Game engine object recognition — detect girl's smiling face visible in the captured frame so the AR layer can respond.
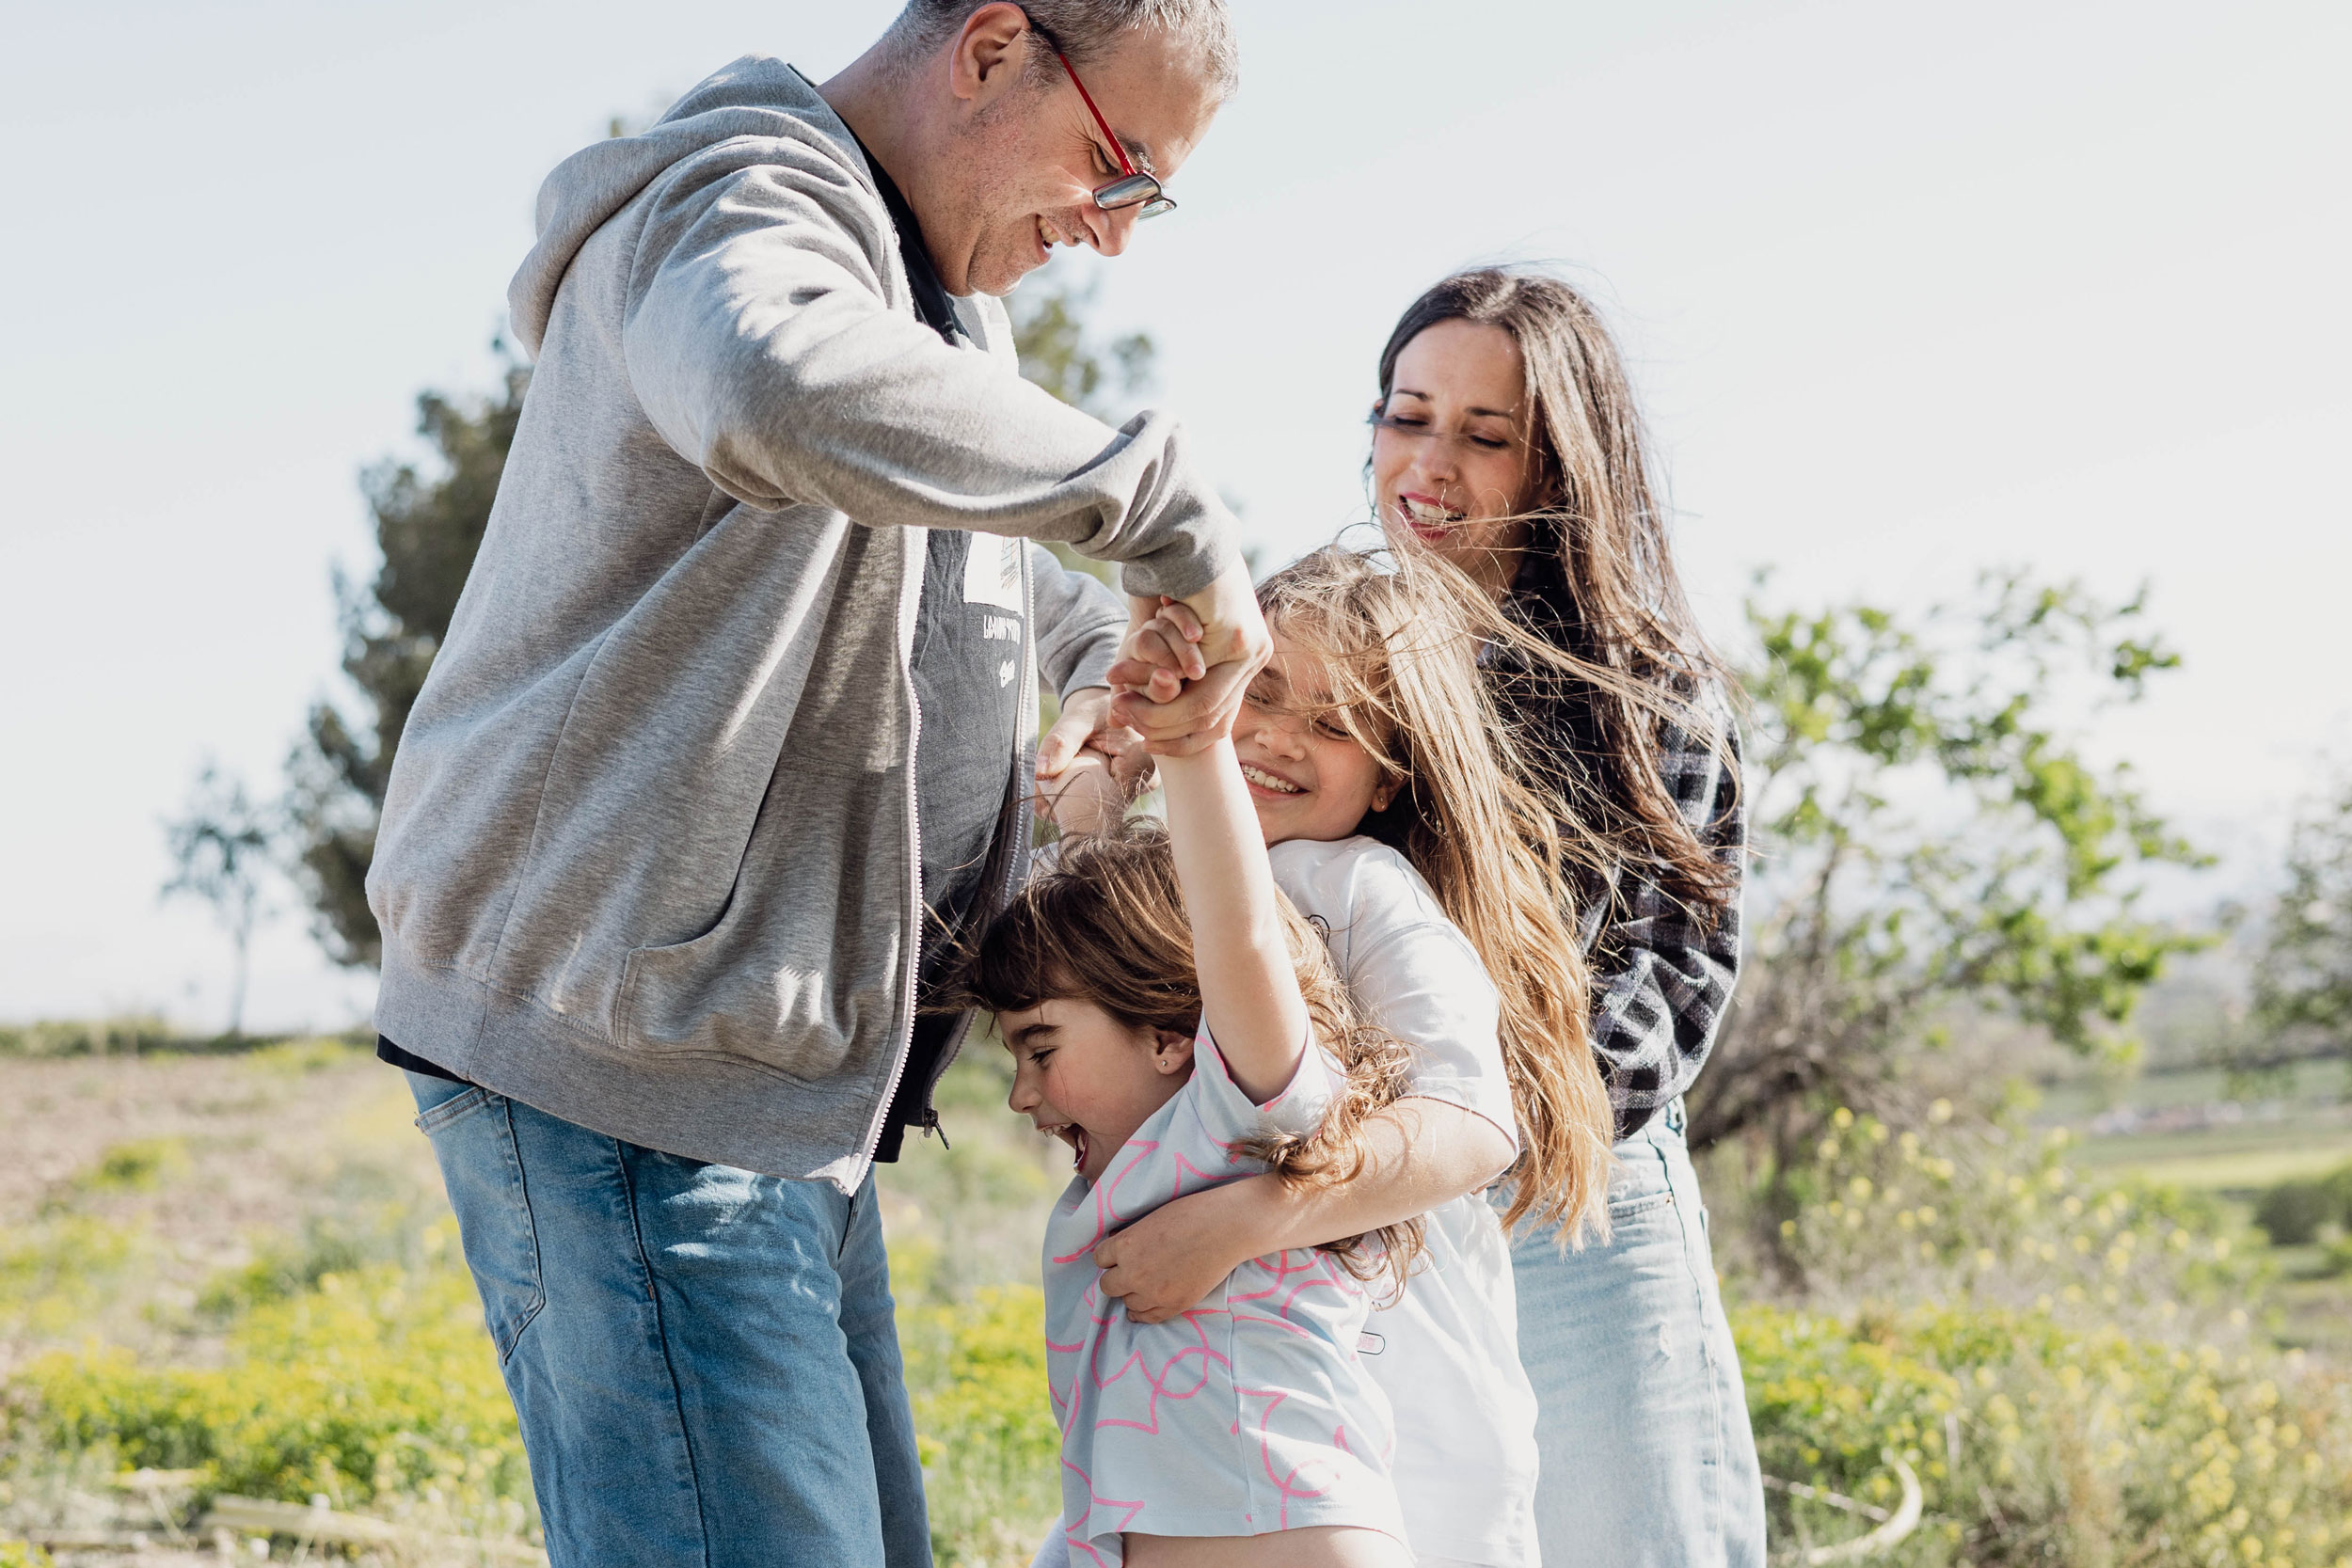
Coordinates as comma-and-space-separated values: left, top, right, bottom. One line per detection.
1000, 998, 1193, 1183
1371, 318, 1544, 599
1237, 631, 1399, 847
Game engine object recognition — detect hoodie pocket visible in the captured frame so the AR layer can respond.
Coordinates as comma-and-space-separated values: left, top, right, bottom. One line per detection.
614, 758, 908, 1083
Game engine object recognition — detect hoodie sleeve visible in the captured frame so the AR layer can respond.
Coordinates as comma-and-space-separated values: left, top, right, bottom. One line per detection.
1029, 545, 1125, 698
615, 134, 1238, 603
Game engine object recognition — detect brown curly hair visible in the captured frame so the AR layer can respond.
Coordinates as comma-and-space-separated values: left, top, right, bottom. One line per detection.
949, 820, 1426, 1291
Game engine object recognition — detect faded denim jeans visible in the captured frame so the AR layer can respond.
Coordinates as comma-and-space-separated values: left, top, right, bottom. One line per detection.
406, 1071, 930, 1568
1510, 1099, 1766, 1568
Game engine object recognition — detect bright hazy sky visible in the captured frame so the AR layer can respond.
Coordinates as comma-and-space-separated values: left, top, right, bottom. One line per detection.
2, 0, 2344, 1032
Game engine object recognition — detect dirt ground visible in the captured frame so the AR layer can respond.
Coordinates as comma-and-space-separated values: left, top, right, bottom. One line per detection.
3, 1042, 439, 1371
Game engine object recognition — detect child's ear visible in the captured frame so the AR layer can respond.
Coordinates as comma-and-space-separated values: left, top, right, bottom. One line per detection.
1372, 773, 1402, 814
1150, 1028, 1196, 1075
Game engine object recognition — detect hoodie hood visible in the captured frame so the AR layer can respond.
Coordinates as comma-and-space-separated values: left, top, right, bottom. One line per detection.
507, 55, 866, 356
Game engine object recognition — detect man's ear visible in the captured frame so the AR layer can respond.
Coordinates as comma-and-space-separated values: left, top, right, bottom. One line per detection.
949, 2, 1035, 107
1151, 1028, 1196, 1075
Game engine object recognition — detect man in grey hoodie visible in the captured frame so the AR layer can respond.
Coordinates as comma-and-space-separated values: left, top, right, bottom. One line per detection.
369, 4, 1257, 1563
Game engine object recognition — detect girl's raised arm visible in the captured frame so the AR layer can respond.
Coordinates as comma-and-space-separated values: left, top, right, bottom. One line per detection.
1155, 736, 1311, 1104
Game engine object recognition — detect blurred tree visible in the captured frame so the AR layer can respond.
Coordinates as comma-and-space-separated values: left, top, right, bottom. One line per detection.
1012, 263, 1154, 418
162, 764, 278, 1037
1695, 572, 2209, 1255
2244, 774, 2352, 1086
1009, 261, 1157, 590
286, 355, 530, 967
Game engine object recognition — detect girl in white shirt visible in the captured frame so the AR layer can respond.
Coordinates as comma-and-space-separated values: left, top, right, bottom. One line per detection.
1099, 546, 1617, 1568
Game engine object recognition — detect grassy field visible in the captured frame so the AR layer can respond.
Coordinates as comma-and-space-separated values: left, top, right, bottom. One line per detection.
0, 1035, 1072, 1567
2036, 1061, 2352, 1357
8, 1038, 2351, 1566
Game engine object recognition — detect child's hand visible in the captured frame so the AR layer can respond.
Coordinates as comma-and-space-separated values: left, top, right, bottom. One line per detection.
1037, 748, 1127, 835
1106, 563, 1270, 757
1105, 599, 1207, 705
1092, 1182, 1272, 1324
1035, 688, 1150, 833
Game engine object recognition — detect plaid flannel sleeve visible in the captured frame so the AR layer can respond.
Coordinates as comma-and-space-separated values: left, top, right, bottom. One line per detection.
1579, 695, 1746, 1141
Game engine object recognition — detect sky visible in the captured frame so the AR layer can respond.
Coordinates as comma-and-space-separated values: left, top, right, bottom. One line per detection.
1, 0, 2345, 1033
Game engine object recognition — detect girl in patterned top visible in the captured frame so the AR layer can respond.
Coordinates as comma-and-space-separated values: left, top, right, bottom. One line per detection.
958, 722, 1425, 1566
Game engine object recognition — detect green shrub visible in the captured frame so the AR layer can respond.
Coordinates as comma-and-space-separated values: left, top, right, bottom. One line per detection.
895, 1243, 1060, 1568
12, 1236, 529, 1521
1740, 1300, 2352, 1565
0, 1216, 144, 1344
239, 1037, 371, 1076
196, 1212, 415, 1320
0, 1542, 56, 1568
1751, 1103, 2261, 1338
80, 1138, 192, 1196
2257, 1165, 2352, 1248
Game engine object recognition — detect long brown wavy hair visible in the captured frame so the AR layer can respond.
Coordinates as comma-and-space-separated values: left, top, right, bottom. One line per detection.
1258, 546, 1616, 1242
1376, 266, 1740, 917
952, 821, 1427, 1291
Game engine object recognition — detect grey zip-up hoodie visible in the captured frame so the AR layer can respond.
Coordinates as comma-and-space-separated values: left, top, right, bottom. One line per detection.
368, 55, 1238, 1190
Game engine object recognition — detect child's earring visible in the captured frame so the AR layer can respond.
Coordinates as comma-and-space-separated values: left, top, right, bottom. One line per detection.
1152, 1028, 1195, 1074
1373, 777, 1400, 814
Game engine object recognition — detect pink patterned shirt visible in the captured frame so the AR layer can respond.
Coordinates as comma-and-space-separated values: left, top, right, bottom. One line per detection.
1041, 1030, 1404, 1566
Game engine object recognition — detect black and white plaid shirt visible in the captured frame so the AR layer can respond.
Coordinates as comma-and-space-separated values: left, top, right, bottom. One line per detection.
1502, 561, 1746, 1143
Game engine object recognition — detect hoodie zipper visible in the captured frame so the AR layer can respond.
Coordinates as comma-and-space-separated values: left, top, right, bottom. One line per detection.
852, 528, 933, 1186
902, 542, 1037, 1149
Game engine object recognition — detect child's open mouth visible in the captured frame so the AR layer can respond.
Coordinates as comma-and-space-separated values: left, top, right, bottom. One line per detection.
1042, 1121, 1089, 1172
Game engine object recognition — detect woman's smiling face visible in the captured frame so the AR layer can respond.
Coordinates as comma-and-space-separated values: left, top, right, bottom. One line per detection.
1236, 631, 1398, 846
1371, 318, 1544, 598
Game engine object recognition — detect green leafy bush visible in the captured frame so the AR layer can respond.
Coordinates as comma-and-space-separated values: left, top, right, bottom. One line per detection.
1740, 1301, 2352, 1565
0, 1542, 56, 1568
79, 1138, 192, 1196
11, 1231, 529, 1526
1746, 1102, 2260, 1335
895, 1245, 1060, 1568
0, 1216, 143, 1345
2257, 1164, 2352, 1248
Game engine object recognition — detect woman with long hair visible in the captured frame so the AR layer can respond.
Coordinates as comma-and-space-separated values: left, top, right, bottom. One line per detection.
1369, 265, 1762, 1566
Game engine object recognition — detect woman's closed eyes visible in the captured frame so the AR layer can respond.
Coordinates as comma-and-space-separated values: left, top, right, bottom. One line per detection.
1371, 411, 1514, 451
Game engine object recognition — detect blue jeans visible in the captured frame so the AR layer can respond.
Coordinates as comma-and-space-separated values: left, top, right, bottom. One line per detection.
1510, 1100, 1765, 1568
406, 1071, 930, 1568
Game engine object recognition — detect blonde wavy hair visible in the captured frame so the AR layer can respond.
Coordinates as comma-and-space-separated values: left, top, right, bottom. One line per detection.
951, 821, 1427, 1291
1257, 546, 1617, 1243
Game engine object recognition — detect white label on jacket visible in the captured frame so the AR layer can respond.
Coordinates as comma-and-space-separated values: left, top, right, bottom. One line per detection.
963, 535, 1023, 611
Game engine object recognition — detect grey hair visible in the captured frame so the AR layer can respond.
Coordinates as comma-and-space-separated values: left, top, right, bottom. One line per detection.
885, 0, 1240, 101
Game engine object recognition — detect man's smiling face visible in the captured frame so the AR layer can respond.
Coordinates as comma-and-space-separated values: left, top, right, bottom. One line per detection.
926, 17, 1223, 295
999, 997, 1193, 1183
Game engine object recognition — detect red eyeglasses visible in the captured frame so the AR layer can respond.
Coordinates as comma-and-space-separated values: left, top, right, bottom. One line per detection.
1039, 32, 1176, 220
